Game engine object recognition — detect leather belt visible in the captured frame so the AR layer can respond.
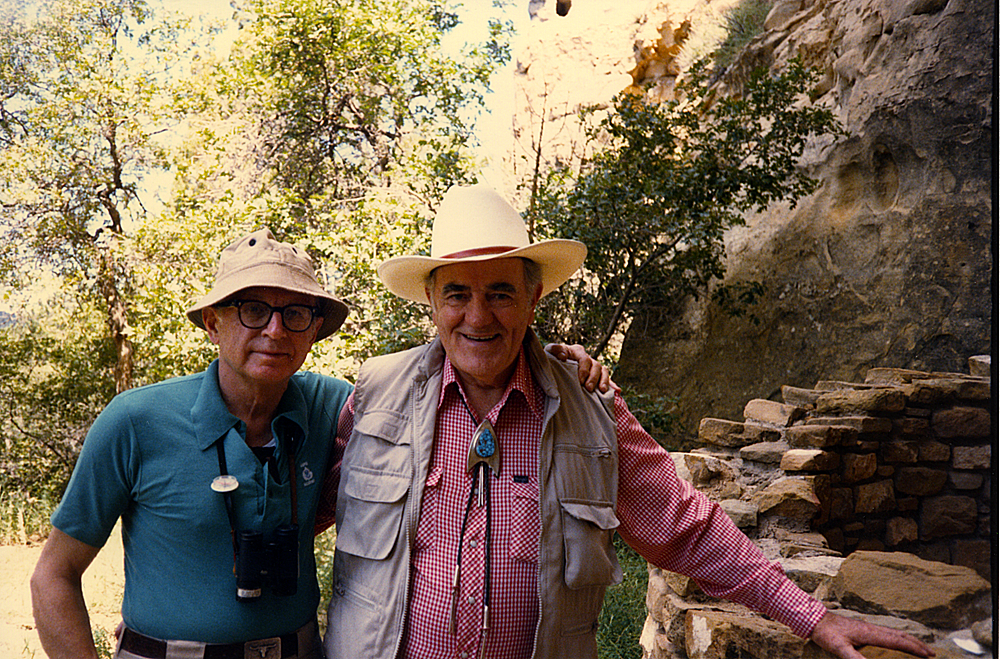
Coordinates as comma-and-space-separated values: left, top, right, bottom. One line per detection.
119, 627, 300, 659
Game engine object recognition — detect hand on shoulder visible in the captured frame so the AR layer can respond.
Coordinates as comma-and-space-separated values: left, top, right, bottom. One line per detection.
544, 343, 618, 394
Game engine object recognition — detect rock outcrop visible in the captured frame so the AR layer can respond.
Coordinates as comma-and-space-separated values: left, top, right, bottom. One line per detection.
508, 0, 994, 440
615, 0, 993, 437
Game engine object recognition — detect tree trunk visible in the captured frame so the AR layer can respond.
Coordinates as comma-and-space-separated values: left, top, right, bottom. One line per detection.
98, 238, 133, 394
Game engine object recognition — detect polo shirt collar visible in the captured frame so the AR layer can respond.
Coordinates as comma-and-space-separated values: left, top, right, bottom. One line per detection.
192, 360, 240, 450
191, 360, 309, 450
273, 377, 309, 442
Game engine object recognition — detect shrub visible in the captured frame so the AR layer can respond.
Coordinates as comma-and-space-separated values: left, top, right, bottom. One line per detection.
714, 0, 773, 71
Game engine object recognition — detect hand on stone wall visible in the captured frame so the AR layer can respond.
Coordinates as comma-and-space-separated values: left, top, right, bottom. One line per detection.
809, 611, 935, 659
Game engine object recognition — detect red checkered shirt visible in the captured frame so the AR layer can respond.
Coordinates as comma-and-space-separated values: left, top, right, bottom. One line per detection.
317, 349, 826, 658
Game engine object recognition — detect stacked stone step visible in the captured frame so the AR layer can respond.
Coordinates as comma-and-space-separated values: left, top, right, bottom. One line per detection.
641, 355, 993, 659
696, 355, 992, 579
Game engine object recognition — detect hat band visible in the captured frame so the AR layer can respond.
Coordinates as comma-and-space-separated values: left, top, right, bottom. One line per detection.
440, 246, 519, 260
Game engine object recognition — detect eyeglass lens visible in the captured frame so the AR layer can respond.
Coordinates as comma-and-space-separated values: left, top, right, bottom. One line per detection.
237, 301, 316, 332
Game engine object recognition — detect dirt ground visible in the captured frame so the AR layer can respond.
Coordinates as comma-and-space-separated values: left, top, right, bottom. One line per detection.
1, 525, 124, 658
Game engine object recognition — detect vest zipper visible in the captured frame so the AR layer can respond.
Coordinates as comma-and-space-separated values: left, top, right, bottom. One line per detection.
529, 396, 556, 659
393, 380, 421, 659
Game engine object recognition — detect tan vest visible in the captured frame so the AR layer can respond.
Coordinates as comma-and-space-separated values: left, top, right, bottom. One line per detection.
324, 332, 621, 659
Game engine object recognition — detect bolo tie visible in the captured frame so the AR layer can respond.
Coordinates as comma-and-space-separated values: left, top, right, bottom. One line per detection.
450, 413, 502, 659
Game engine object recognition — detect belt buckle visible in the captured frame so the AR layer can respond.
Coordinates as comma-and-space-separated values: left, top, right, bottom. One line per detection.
244, 636, 281, 659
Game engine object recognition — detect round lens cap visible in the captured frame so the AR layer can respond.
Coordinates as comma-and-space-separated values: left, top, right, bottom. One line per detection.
211, 475, 239, 493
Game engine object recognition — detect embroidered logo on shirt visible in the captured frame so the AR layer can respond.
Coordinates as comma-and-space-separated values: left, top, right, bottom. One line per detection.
300, 462, 315, 487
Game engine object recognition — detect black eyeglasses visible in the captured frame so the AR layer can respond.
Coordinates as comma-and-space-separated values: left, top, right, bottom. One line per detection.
217, 300, 322, 333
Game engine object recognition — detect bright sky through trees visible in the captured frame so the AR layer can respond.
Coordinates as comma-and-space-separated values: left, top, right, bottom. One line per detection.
139, 0, 516, 208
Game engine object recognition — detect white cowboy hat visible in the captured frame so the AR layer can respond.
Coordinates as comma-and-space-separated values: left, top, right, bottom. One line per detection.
186, 228, 349, 340
377, 184, 587, 303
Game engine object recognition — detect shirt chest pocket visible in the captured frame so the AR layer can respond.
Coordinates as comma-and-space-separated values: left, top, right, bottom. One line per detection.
336, 411, 412, 560
509, 479, 540, 563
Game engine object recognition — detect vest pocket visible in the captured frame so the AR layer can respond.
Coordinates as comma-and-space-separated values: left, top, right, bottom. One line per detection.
552, 444, 615, 503
327, 561, 387, 658
350, 410, 412, 472
559, 499, 623, 589
337, 467, 410, 560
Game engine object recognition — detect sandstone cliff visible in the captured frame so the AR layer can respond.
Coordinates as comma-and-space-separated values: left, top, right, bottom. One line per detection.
621, 0, 993, 436
511, 0, 993, 439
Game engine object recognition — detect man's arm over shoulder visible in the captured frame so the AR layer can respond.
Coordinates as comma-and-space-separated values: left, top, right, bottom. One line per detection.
31, 528, 102, 659
315, 391, 355, 535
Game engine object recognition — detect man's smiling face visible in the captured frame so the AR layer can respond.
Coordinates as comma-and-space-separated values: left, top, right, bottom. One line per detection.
426, 257, 542, 392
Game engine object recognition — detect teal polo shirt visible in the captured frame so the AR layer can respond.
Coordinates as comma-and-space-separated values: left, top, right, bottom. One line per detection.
52, 360, 353, 643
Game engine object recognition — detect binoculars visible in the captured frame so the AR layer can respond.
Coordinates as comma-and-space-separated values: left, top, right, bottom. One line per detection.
235, 524, 299, 601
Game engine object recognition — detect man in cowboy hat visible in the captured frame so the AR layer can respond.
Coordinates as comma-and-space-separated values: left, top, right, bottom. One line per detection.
30, 227, 605, 659
319, 184, 934, 659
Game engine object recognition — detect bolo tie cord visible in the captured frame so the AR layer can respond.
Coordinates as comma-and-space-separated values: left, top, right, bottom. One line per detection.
450, 462, 493, 658
450, 408, 498, 659
482, 465, 492, 651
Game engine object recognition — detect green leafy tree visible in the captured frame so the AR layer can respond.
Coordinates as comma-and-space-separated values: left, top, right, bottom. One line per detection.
0, 0, 510, 498
0, 291, 116, 498
151, 0, 509, 374
529, 59, 842, 359
0, 0, 209, 498
0, 0, 193, 393
227, 0, 503, 205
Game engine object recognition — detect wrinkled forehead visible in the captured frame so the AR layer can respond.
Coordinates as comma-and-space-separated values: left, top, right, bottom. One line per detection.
428, 257, 529, 290
221, 286, 318, 306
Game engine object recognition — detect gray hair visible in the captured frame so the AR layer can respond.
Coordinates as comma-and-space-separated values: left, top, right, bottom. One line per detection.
521, 258, 542, 292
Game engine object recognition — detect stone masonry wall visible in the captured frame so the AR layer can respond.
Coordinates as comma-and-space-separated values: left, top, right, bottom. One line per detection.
716, 354, 992, 579
641, 354, 994, 659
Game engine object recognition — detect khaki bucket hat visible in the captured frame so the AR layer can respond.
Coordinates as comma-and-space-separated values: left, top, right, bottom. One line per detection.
377, 183, 587, 303
186, 229, 349, 340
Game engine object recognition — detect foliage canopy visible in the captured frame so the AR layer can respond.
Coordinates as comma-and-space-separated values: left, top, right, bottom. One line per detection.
1, 0, 840, 512
529, 58, 842, 360
0, 0, 505, 495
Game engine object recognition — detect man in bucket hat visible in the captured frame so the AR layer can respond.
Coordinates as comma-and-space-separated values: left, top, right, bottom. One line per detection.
30, 229, 351, 659
30, 228, 605, 659
319, 184, 934, 659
